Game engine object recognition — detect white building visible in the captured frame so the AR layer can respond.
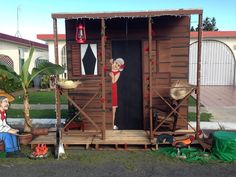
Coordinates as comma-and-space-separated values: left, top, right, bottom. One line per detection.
190, 31, 236, 85
0, 33, 48, 74
37, 31, 236, 85
37, 34, 67, 78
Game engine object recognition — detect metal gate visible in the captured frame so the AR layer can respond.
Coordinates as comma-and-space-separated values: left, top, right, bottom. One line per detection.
189, 40, 235, 85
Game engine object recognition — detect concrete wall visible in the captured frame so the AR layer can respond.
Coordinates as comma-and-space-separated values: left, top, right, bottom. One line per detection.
47, 40, 66, 65
47, 40, 67, 78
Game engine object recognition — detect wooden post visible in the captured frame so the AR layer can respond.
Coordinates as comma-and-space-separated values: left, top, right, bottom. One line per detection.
53, 18, 61, 129
101, 18, 106, 140
196, 13, 203, 133
148, 17, 153, 139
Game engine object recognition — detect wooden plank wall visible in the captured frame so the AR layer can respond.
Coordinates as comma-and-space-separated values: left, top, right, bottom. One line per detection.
66, 41, 113, 130
66, 16, 190, 131
143, 16, 190, 129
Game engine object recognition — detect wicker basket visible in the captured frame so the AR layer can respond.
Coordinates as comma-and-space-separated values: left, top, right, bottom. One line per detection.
57, 80, 81, 89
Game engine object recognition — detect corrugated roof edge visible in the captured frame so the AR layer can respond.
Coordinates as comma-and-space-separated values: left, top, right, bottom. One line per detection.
0, 33, 48, 50
51, 9, 203, 19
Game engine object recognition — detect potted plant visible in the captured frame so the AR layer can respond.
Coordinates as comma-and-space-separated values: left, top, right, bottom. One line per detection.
0, 47, 65, 135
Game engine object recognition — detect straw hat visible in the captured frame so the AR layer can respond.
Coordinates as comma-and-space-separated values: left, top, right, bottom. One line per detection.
0, 89, 15, 102
170, 80, 193, 100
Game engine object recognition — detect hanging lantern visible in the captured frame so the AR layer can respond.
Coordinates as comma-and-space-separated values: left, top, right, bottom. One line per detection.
75, 24, 86, 43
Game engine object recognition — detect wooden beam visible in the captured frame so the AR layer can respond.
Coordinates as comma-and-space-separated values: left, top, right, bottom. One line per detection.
101, 18, 106, 140
53, 18, 61, 129
196, 13, 203, 133
148, 17, 153, 139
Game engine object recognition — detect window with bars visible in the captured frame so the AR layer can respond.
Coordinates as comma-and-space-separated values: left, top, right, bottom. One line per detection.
0, 55, 14, 69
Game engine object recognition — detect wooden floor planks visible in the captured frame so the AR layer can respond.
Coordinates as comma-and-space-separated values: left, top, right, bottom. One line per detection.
199, 86, 236, 107
30, 130, 152, 149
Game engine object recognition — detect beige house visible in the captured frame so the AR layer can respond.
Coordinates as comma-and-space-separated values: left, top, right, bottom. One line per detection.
0, 33, 48, 74
37, 31, 236, 85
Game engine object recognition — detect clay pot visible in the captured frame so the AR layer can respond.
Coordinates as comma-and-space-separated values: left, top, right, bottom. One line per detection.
18, 133, 33, 145
31, 128, 49, 136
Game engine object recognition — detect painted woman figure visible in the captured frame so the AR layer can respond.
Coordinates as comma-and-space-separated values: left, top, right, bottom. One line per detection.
0, 90, 24, 158
109, 58, 125, 130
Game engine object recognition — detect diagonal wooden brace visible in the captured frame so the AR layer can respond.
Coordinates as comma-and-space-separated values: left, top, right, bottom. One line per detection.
153, 88, 196, 134
63, 91, 99, 130
61, 91, 101, 131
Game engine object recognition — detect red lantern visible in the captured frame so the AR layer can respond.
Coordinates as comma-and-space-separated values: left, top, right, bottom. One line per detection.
75, 24, 86, 43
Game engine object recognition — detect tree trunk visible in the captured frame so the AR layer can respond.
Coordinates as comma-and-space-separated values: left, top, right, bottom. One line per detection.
23, 93, 32, 132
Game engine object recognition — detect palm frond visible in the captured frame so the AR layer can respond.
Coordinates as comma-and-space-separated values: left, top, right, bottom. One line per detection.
0, 61, 20, 82
30, 62, 64, 84
20, 47, 34, 87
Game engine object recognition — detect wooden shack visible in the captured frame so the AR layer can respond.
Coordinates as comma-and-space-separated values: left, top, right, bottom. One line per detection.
50, 9, 203, 147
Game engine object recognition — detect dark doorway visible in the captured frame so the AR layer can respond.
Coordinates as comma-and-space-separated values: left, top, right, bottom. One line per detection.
112, 40, 143, 130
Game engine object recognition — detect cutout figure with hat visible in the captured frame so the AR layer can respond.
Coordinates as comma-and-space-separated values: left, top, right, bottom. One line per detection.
0, 90, 25, 158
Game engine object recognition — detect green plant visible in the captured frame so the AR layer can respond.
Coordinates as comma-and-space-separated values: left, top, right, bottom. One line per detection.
0, 77, 22, 92
40, 75, 50, 89
0, 47, 64, 132
66, 105, 81, 123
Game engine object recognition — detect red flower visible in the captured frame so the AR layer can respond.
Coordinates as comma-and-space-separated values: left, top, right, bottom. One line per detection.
100, 97, 105, 103
103, 65, 108, 72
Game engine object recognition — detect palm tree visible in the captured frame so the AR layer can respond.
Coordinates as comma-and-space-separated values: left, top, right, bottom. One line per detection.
0, 47, 64, 132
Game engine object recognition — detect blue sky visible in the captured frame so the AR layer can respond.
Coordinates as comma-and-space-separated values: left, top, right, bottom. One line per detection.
0, 0, 236, 43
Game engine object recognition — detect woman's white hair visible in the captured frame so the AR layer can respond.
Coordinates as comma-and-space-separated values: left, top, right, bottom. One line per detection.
115, 58, 125, 71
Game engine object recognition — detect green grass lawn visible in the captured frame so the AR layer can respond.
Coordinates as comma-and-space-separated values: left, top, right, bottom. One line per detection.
12, 91, 68, 104
188, 96, 196, 106
188, 112, 213, 122
7, 109, 68, 118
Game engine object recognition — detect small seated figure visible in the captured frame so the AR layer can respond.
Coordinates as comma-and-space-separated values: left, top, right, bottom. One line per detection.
0, 90, 25, 158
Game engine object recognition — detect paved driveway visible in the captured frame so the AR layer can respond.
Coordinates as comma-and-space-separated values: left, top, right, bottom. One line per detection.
199, 86, 236, 123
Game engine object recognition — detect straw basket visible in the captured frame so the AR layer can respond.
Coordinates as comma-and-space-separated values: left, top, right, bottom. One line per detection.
57, 80, 81, 89
170, 80, 193, 100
